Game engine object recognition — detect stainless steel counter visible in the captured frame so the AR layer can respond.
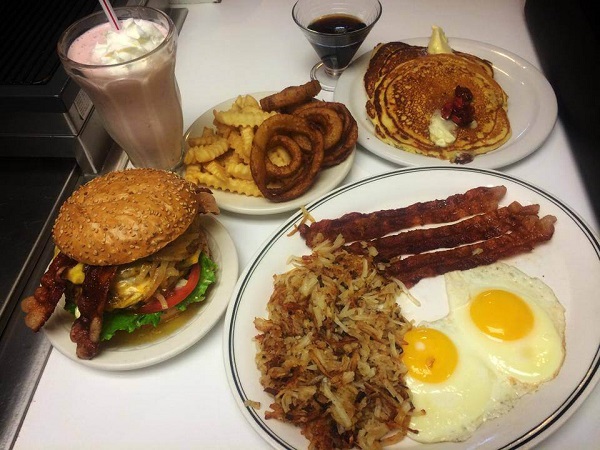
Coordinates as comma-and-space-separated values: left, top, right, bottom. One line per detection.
0, 147, 130, 448
0, 157, 81, 449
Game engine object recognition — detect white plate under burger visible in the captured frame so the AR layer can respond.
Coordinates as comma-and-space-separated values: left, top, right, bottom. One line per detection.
44, 215, 238, 371
184, 92, 355, 216
334, 38, 557, 169
224, 166, 600, 449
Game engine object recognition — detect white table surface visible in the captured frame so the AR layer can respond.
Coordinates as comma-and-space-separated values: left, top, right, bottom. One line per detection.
15, 0, 599, 449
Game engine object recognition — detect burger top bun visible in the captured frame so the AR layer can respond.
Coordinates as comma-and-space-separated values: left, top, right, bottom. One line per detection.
52, 168, 218, 266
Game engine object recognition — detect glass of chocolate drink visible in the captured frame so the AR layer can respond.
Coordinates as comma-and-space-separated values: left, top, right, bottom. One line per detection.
293, 0, 382, 92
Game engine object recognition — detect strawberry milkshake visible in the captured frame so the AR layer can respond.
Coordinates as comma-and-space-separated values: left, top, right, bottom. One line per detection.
58, 7, 183, 171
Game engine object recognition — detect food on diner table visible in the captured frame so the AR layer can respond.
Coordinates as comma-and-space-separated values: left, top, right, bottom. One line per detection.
254, 239, 414, 449
254, 236, 565, 446
259, 80, 321, 112
346, 201, 541, 261
184, 83, 358, 202
298, 185, 557, 286
299, 185, 507, 246
184, 95, 270, 197
384, 212, 555, 287
293, 101, 358, 167
21, 169, 219, 359
250, 114, 324, 202
364, 26, 511, 164
403, 262, 565, 443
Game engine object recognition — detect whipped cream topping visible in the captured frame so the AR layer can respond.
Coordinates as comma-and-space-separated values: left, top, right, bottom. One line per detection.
93, 18, 166, 64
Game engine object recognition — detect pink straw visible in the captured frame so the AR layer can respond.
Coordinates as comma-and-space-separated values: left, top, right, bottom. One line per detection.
98, 0, 120, 31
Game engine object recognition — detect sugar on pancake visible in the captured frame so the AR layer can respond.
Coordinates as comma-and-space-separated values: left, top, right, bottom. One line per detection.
364, 26, 511, 164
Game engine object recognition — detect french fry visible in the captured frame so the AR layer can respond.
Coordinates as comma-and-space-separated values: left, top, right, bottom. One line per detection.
187, 127, 219, 147
214, 108, 276, 128
240, 126, 254, 157
184, 138, 229, 164
225, 157, 254, 181
185, 166, 262, 197
268, 146, 292, 166
184, 94, 266, 197
232, 94, 260, 111
204, 160, 229, 182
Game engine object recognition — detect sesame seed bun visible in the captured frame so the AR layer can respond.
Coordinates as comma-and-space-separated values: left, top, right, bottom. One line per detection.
52, 168, 217, 266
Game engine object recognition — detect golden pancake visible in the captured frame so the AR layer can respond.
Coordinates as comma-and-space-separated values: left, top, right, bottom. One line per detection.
364, 42, 494, 99
364, 43, 511, 163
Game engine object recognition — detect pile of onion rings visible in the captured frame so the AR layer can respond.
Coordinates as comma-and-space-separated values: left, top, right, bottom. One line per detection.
253, 81, 358, 201
251, 114, 324, 202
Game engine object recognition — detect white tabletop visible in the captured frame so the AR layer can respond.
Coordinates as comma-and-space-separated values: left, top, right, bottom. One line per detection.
15, 0, 599, 449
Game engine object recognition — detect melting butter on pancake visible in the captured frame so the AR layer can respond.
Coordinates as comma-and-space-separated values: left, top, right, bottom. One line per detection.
364, 29, 511, 163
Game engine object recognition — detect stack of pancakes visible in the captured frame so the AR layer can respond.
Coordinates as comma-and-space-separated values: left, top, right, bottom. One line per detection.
364, 42, 511, 163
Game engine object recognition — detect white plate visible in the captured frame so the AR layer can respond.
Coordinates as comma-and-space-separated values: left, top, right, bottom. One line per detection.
224, 167, 600, 449
334, 38, 558, 169
184, 93, 355, 216
44, 215, 238, 371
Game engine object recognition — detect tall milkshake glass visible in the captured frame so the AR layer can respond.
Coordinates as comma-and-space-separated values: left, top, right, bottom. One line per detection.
57, 7, 184, 171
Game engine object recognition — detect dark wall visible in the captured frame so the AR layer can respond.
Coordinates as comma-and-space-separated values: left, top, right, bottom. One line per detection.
525, 0, 600, 223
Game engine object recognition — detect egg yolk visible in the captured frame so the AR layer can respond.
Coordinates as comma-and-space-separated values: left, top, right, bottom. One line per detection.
402, 327, 458, 383
470, 289, 534, 341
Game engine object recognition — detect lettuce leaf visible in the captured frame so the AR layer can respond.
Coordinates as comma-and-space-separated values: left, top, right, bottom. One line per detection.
176, 252, 217, 311
63, 253, 218, 342
100, 311, 162, 341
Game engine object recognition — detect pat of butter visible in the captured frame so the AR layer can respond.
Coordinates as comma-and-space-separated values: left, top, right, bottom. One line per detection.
429, 110, 457, 147
427, 25, 453, 55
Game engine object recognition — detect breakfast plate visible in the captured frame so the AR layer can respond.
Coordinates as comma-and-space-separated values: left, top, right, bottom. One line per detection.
44, 215, 238, 371
224, 167, 600, 449
184, 93, 355, 216
334, 38, 558, 169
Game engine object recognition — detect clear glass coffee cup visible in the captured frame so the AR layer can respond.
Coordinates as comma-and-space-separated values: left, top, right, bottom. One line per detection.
57, 7, 184, 171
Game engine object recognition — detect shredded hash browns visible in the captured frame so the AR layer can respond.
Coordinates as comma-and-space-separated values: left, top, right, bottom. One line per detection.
254, 237, 414, 449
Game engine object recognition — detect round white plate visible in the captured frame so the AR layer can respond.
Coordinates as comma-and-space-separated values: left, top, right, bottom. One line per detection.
44, 215, 238, 371
184, 93, 355, 216
334, 38, 558, 169
224, 167, 600, 449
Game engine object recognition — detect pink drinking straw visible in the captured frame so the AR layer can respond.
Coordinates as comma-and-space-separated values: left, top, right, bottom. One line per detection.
98, 0, 120, 31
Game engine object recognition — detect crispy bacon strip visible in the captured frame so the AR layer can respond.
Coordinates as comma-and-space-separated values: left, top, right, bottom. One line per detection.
299, 186, 507, 247
385, 214, 557, 287
346, 202, 540, 261
21, 252, 77, 332
70, 265, 117, 360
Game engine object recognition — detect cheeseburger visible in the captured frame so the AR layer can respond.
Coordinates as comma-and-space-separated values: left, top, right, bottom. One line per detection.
21, 169, 220, 359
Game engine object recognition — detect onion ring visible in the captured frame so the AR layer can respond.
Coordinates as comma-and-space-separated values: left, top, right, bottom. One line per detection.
251, 114, 324, 202
294, 106, 344, 151
293, 101, 358, 167
259, 80, 322, 112
265, 135, 303, 178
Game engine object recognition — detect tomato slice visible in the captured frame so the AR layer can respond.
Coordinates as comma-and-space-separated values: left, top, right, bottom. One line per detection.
136, 263, 201, 314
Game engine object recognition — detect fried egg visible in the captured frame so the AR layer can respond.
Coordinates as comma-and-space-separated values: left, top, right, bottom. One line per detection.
401, 262, 566, 443
402, 323, 521, 443
445, 262, 566, 385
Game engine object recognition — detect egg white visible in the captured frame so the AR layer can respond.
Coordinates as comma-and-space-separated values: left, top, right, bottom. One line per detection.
406, 321, 522, 443
404, 262, 566, 444
445, 262, 566, 385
